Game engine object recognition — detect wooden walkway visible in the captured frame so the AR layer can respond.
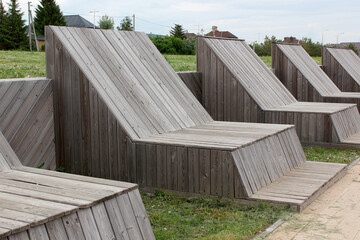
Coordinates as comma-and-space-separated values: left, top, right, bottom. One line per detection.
322, 47, 360, 92
0, 129, 154, 239
272, 43, 360, 112
195, 37, 360, 145
45, 26, 347, 210
0, 78, 55, 170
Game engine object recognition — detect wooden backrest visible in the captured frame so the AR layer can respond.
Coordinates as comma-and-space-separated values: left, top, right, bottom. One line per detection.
324, 47, 360, 85
0, 130, 23, 171
274, 43, 341, 96
199, 37, 297, 110
0, 78, 55, 169
47, 26, 212, 140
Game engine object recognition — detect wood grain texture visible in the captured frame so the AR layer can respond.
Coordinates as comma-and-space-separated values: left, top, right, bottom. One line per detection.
197, 37, 360, 144
44, 26, 348, 214
0, 78, 55, 169
322, 47, 360, 92
272, 43, 360, 112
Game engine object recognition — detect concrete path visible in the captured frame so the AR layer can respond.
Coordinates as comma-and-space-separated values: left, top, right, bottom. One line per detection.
267, 161, 360, 240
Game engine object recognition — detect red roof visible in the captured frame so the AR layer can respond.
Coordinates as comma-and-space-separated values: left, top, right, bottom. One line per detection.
207, 30, 237, 39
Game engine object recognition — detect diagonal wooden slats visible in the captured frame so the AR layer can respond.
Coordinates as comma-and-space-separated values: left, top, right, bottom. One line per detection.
322, 47, 360, 92
0, 78, 55, 170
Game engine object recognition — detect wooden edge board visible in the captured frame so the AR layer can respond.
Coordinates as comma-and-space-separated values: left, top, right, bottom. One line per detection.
18, 167, 138, 190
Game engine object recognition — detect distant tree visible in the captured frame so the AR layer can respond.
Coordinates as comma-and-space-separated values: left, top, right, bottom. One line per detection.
253, 35, 281, 56
345, 43, 359, 55
170, 24, 186, 39
301, 37, 322, 56
34, 0, 66, 36
117, 16, 133, 31
2, 0, 27, 50
0, 1, 8, 49
98, 15, 114, 29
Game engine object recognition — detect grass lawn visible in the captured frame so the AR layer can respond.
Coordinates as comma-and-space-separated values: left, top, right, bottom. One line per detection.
1, 50, 360, 239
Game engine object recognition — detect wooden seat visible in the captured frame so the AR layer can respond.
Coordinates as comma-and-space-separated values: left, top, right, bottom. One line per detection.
43, 26, 347, 211
322, 47, 360, 92
195, 37, 360, 145
0, 130, 154, 239
272, 43, 360, 112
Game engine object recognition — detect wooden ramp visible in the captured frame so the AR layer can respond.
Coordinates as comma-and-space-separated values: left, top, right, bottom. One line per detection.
45, 26, 347, 211
0, 78, 55, 170
322, 47, 360, 92
196, 36, 360, 145
0, 129, 154, 239
272, 43, 360, 111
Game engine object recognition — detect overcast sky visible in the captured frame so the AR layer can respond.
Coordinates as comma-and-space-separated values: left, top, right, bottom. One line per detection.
4, 0, 360, 44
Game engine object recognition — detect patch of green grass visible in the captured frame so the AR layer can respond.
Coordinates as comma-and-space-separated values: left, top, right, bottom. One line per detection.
260, 56, 272, 68
312, 56, 322, 65
303, 147, 360, 164
0, 50, 46, 79
142, 190, 291, 240
163, 54, 197, 72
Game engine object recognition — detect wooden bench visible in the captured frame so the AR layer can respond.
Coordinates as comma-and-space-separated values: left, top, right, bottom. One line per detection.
194, 37, 360, 145
0, 129, 154, 239
44, 26, 347, 211
272, 43, 360, 113
322, 47, 360, 92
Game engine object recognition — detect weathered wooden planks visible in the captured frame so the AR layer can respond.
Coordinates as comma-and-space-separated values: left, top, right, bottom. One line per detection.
272, 43, 360, 112
322, 47, 360, 92
0, 128, 154, 239
197, 37, 360, 144
177, 71, 202, 102
45, 26, 348, 212
0, 78, 55, 169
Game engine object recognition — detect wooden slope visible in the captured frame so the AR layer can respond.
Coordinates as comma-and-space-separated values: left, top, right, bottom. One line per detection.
323, 47, 360, 92
0, 78, 55, 169
274, 43, 341, 96
272, 43, 360, 113
47, 26, 211, 141
0, 127, 154, 239
198, 37, 297, 110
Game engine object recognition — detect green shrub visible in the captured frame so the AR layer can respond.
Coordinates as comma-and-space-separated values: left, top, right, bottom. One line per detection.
151, 36, 196, 55
40, 44, 45, 51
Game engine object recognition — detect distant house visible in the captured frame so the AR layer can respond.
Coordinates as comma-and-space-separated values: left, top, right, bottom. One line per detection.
207, 26, 237, 39
185, 33, 197, 39
30, 15, 97, 51
283, 36, 303, 44
64, 15, 98, 29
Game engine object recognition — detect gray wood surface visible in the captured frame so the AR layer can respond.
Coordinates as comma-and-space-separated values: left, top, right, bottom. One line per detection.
197, 37, 360, 144
0, 78, 55, 169
322, 47, 360, 92
272, 43, 360, 112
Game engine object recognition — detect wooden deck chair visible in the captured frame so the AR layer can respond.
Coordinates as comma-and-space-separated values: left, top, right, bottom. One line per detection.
194, 37, 360, 146
0, 129, 154, 239
322, 47, 360, 92
272, 43, 360, 112
44, 26, 347, 211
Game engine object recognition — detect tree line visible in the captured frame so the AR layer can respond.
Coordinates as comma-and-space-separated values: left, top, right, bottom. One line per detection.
0, 1, 357, 56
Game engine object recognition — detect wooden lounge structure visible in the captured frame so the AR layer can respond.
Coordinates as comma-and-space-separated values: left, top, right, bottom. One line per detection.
0, 129, 154, 239
0, 78, 55, 170
322, 47, 360, 92
44, 26, 348, 211
272, 43, 360, 112
194, 37, 360, 145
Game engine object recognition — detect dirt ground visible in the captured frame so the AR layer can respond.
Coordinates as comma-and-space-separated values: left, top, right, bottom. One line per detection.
267, 161, 360, 240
